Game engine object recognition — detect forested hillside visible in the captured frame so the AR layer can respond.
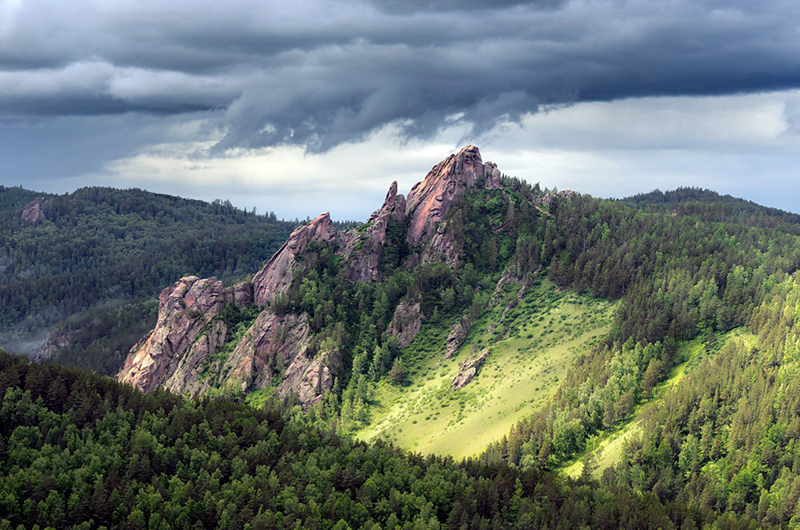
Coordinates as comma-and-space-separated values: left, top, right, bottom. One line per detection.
0, 186, 296, 373
0, 350, 757, 530
478, 189, 800, 527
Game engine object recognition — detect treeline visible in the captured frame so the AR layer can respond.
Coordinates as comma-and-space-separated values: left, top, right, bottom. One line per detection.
0, 351, 759, 530
622, 187, 800, 231
0, 186, 296, 371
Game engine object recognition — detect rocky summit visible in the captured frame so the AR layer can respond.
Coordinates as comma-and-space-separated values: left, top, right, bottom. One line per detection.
117, 146, 506, 406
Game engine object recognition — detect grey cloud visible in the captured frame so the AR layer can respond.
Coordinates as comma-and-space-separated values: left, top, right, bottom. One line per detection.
783, 98, 800, 136
366, 0, 566, 14
1, 0, 800, 154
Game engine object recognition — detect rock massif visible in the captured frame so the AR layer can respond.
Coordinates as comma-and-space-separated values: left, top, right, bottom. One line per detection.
118, 276, 250, 394
117, 146, 506, 405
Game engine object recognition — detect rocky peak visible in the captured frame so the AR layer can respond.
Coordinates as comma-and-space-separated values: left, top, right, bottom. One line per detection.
252, 212, 336, 306
20, 197, 46, 224
339, 181, 407, 283
367, 181, 406, 225
405, 146, 501, 247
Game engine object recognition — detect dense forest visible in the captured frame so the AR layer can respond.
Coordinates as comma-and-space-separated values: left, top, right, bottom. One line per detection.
0, 350, 759, 530
0, 186, 297, 372
464, 186, 800, 527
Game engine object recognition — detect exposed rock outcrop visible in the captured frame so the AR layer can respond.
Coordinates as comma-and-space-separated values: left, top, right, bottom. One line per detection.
20, 198, 46, 224
222, 311, 312, 392
118, 276, 232, 393
252, 212, 336, 306
163, 318, 229, 395
386, 299, 422, 348
445, 316, 471, 360
118, 145, 510, 407
404, 146, 501, 266
280, 347, 341, 407
534, 189, 576, 208
405, 146, 500, 247
339, 181, 407, 282
452, 349, 490, 390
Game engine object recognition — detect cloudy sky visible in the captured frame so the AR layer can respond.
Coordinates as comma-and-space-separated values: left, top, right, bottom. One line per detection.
1, 0, 799, 220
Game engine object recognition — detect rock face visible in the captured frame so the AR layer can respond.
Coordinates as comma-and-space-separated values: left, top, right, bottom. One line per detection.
118, 276, 239, 393
279, 347, 340, 407
222, 311, 312, 391
445, 316, 471, 360
452, 349, 490, 390
404, 146, 501, 266
386, 299, 422, 348
534, 189, 575, 208
339, 181, 407, 283
405, 145, 500, 247
20, 198, 46, 224
252, 212, 336, 306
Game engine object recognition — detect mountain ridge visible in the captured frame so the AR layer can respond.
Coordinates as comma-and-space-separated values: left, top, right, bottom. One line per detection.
117, 145, 507, 406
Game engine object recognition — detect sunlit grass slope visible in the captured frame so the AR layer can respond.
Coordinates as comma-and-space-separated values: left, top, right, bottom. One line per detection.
356, 278, 617, 459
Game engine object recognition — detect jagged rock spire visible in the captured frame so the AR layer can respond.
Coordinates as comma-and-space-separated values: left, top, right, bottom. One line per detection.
405, 146, 501, 246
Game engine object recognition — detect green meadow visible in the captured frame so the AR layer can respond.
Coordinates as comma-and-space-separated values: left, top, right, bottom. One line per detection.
356, 279, 617, 459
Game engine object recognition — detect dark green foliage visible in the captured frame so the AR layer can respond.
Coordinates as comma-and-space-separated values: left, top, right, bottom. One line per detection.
623, 187, 800, 230
0, 185, 44, 218
599, 273, 800, 528
0, 351, 757, 530
377, 217, 409, 273
0, 186, 295, 371
49, 299, 158, 376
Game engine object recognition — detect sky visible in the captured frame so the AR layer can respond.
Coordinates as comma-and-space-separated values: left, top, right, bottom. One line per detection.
1, 0, 799, 221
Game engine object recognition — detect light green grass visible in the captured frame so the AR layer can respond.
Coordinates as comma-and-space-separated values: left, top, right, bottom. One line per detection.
562, 326, 756, 479
356, 279, 616, 459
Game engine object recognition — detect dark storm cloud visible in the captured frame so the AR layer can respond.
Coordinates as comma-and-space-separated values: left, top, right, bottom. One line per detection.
1, 0, 799, 154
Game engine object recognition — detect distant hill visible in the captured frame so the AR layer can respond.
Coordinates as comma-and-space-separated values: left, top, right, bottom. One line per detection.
622, 186, 800, 229
0, 186, 297, 374
0, 185, 46, 218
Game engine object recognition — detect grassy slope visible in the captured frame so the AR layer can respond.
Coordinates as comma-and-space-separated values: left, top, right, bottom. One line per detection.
357, 278, 617, 459
562, 327, 757, 479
